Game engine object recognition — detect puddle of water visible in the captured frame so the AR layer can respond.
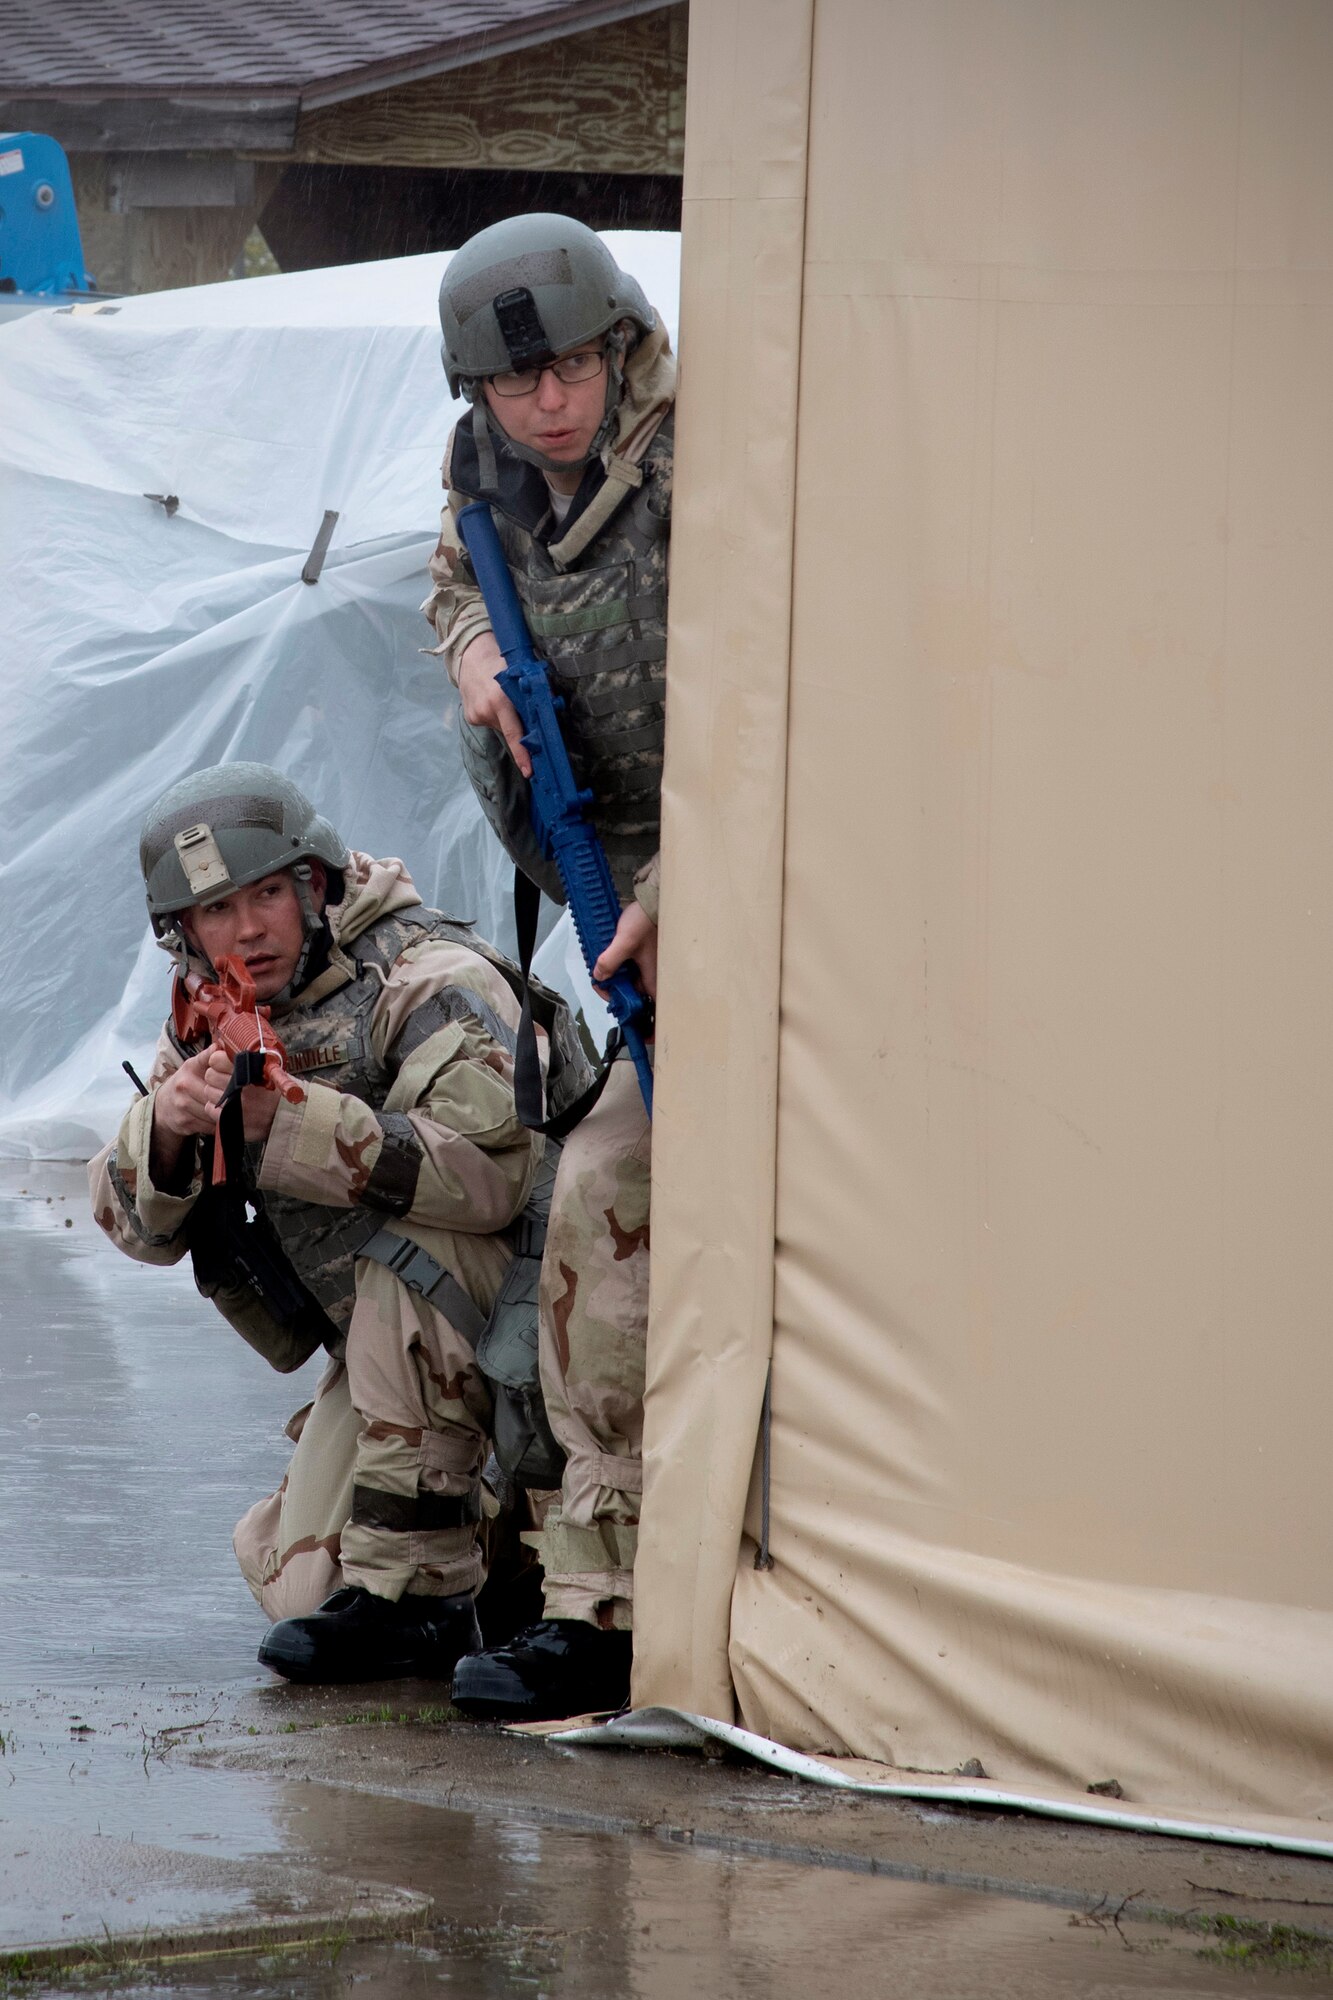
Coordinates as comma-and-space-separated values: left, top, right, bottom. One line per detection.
9, 1745, 1325, 1999
0, 1714, 291, 1861
239, 1784, 1333, 1999
13, 1804, 1327, 2000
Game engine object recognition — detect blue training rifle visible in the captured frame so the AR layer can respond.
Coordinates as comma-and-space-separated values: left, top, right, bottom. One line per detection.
457, 501, 655, 1117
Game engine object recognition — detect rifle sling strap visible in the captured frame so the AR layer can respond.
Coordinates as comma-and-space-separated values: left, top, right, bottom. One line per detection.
216, 1048, 265, 1187
512, 867, 622, 1138
356, 1226, 488, 1347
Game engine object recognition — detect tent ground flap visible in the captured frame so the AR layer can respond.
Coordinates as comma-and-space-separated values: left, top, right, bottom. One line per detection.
554, 1709, 1333, 1861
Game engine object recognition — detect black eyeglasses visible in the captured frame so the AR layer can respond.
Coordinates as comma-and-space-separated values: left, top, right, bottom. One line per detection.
488, 348, 607, 398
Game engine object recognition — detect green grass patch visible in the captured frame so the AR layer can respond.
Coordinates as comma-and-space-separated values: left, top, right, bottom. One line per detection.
333, 1703, 456, 1728
1194, 1914, 1333, 1976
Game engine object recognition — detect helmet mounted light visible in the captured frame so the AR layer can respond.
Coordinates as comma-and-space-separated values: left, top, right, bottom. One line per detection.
492, 287, 553, 371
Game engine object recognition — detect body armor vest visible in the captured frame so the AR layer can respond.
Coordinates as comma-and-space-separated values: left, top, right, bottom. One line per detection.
172, 903, 587, 1338
253, 907, 434, 1330
453, 415, 671, 899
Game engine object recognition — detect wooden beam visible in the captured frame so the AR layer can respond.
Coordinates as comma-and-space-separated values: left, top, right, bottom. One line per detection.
289, 7, 686, 177
0, 96, 298, 153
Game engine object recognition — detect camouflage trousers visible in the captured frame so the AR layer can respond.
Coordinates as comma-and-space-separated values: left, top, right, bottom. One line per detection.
234, 1359, 357, 1620
531, 1059, 652, 1631
233, 1258, 492, 1616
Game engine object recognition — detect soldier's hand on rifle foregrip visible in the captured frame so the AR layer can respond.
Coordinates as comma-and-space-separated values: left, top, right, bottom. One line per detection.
593, 902, 659, 1003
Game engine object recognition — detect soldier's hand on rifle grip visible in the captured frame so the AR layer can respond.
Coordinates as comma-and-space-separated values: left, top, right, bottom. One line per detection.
593, 901, 659, 1003
147, 1048, 215, 1187
153, 1049, 217, 1142
458, 630, 533, 778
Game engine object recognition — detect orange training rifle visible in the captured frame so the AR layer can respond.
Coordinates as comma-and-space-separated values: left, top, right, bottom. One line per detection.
170, 954, 302, 1184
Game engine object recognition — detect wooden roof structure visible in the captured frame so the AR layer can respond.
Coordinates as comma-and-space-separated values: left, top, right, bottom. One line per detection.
1, 0, 685, 289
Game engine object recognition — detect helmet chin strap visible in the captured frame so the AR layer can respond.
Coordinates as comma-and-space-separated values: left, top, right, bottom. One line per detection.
465, 326, 634, 486
154, 923, 191, 974
277, 861, 328, 1002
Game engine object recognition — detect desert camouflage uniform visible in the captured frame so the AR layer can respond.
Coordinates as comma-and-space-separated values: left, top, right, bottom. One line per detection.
234, 1358, 359, 1620
421, 320, 673, 1631
89, 853, 538, 1613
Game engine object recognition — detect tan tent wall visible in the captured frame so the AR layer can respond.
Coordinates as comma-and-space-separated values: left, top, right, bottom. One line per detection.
639, 0, 1333, 1829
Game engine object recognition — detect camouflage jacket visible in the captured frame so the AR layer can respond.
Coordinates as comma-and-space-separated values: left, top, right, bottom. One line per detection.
88, 854, 540, 1368
423, 317, 674, 916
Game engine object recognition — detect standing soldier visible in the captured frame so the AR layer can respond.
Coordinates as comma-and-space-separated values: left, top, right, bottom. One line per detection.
89, 762, 584, 1684
424, 215, 671, 1720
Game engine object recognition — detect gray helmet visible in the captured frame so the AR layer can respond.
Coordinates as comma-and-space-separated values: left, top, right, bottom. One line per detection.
439, 212, 653, 397
140, 762, 349, 932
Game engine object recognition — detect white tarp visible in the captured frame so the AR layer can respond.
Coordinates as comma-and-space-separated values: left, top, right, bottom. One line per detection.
0, 236, 680, 1159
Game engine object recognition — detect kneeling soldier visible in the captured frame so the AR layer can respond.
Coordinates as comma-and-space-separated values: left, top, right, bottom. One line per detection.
90, 762, 585, 1684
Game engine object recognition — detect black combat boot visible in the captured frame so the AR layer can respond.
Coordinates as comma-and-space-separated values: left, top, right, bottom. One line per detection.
258, 1585, 481, 1685
450, 1618, 632, 1722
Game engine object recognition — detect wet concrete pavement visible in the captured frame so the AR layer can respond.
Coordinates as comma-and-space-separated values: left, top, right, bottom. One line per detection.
1, 1161, 425, 1972
3, 1161, 1333, 1995
1, 1163, 324, 1696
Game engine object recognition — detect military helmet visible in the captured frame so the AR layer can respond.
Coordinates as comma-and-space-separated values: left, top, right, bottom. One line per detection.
140, 762, 349, 930
439, 212, 653, 397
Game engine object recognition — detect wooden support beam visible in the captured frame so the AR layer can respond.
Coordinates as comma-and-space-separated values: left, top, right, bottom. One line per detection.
70, 156, 281, 293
